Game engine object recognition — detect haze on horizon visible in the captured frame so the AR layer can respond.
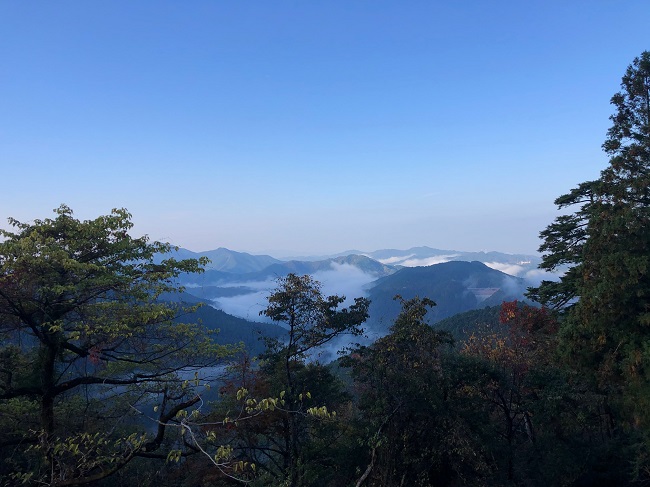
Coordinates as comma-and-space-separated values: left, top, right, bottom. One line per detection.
1, 1, 649, 256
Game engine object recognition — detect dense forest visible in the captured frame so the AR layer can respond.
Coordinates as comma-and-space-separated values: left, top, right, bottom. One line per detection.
1, 51, 649, 486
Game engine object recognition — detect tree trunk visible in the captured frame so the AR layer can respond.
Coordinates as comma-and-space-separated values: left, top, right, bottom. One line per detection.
40, 341, 58, 482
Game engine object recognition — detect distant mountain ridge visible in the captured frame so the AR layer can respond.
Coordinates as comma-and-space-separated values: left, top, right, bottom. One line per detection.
180, 253, 396, 287
165, 246, 541, 343
362, 246, 540, 273
169, 245, 540, 278
162, 247, 282, 274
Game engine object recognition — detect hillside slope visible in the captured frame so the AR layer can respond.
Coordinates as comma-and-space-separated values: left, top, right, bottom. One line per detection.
366, 261, 528, 334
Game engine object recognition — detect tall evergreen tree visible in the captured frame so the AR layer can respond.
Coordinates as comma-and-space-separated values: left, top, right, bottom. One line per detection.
253, 274, 368, 487
530, 52, 650, 474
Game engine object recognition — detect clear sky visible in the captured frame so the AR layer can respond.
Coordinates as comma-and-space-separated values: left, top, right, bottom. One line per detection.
1, 1, 648, 256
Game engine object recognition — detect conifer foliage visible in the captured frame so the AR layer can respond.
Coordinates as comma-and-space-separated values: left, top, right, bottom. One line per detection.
530, 52, 650, 445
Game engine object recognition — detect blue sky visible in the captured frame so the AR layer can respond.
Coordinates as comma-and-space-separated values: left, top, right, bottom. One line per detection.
1, 1, 648, 256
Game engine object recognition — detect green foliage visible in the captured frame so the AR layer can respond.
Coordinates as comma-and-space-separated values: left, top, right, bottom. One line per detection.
529, 51, 650, 482
173, 275, 369, 487
0, 205, 231, 485
261, 273, 369, 360
343, 296, 494, 486
434, 304, 504, 342
172, 299, 287, 355
342, 298, 607, 486
258, 274, 369, 486
195, 274, 369, 486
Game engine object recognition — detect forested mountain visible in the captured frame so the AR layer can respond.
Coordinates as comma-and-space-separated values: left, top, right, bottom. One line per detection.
366, 261, 529, 334
174, 302, 286, 355
159, 291, 287, 355
434, 304, 504, 340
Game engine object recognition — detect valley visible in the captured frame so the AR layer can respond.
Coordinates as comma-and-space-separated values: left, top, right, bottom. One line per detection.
170, 246, 549, 353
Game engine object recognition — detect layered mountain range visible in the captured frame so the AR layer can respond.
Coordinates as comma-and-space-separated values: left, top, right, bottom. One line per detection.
166, 246, 545, 348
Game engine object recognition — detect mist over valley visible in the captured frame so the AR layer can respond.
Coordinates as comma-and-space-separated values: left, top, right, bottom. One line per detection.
169, 245, 557, 355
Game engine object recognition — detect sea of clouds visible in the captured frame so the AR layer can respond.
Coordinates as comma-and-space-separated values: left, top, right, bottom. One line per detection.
210, 263, 378, 324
